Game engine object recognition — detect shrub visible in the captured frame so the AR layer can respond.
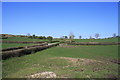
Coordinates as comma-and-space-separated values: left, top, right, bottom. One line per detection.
47, 36, 53, 42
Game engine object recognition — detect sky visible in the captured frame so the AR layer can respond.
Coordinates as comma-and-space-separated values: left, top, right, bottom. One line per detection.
2, 2, 118, 38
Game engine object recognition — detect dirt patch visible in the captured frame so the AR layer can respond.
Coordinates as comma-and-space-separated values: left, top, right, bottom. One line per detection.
58, 57, 102, 65
59, 44, 79, 48
26, 72, 56, 78
93, 56, 119, 65
110, 59, 120, 64
106, 74, 119, 79
59, 57, 78, 63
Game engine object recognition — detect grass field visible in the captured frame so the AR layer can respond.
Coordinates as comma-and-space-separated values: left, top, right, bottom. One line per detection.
3, 45, 119, 78
73, 38, 118, 42
2, 37, 49, 42
2, 43, 37, 49
2, 37, 119, 42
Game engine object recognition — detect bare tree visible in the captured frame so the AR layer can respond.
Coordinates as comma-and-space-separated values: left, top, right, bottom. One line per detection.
79, 36, 82, 39
89, 36, 92, 39
95, 33, 100, 39
69, 32, 75, 39
113, 33, 116, 38
60, 36, 67, 39
27, 33, 31, 36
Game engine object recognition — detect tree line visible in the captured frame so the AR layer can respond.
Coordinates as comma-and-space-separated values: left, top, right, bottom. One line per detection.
60, 33, 119, 39
27, 34, 53, 41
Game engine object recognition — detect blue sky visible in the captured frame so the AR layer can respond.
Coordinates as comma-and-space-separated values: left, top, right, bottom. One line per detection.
2, 2, 118, 38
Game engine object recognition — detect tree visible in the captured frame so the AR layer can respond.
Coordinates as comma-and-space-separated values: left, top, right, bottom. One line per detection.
47, 36, 53, 41
113, 33, 116, 38
37, 36, 46, 39
64, 36, 68, 39
95, 33, 100, 39
38, 36, 43, 39
27, 33, 31, 37
89, 36, 92, 39
28, 36, 32, 38
61, 36, 68, 39
79, 36, 82, 39
27, 33, 33, 38
32, 34, 36, 38
69, 32, 75, 39
42, 36, 46, 39
27, 33, 31, 38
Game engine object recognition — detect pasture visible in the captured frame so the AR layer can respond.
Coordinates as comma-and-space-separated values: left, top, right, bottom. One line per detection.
2, 1, 119, 79
2, 37, 49, 42
2, 43, 37, 49
73, 38, 118, 42
2, 37, 119, 42
2, 45, 119, 78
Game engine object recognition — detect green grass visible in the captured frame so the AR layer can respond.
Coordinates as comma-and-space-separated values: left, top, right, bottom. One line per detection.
45, 45, 118, 59
2, 43, 37, 49
73, 38, 118, 42
3, 45, 118, 78
2, 37, 49, 42
2, 37, 119, 43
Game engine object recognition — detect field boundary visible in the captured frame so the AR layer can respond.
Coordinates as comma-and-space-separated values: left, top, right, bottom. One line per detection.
2, 41, 45, 44
2, 43, 48, 51
2, 43, 59, 60
67, 42, 120, 45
